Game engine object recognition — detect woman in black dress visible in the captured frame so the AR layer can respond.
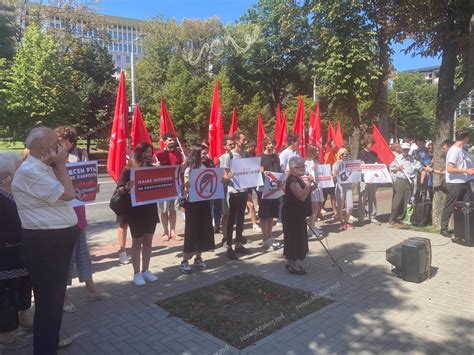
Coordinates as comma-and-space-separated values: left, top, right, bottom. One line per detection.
0, 153, 33, 348
180, 145, 215, 274
118, 142, 160, 286
282, 156, 314, 274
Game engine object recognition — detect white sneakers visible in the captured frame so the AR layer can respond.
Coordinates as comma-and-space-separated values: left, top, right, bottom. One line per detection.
263, 238, 281, 250
118, 251, 129, 265
133, 270, 158, 286
252, 224, 262, 232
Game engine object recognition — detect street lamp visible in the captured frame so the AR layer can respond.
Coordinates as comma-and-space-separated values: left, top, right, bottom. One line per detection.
130, 34, 143, 110
394, 91, 406, 143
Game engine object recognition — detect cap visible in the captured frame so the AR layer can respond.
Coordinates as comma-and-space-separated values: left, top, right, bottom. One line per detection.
401, 143, 411, 150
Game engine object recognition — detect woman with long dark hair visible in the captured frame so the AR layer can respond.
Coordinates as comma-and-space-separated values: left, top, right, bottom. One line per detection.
117, 142, 160, 286
179, 145, 215, 274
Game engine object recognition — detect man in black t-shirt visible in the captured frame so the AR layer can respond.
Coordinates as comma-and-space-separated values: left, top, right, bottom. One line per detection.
357, 134, 381, 225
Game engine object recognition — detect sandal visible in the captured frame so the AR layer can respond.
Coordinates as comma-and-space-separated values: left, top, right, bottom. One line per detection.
162, 234, 170, 241
172, 233, 183, 241
338, 224, 346, 232
88, 292, 111, 301
288, 265, 306, 275
63, 303, 76, 313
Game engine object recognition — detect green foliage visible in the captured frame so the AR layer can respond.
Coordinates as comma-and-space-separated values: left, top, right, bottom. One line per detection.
0, 3, 16, 59
388, 72, 437, 139
4, 25, 79, 139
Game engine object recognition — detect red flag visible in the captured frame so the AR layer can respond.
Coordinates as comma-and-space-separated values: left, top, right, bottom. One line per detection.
131, 103, 152, 149
107, 71, 130, 182
274, 104, 283, 151
292, 97, 305, 158
308, 107, 315, 145
282, 111, 288, 149
228, 107, 238, 138
335, 120, 344, 148
372, 124, 395, 165
159, 97, 177, 149
256, 113, 266, 155
208, 80, 224, 164
313, 102, 324, 163
326, 121, 336, 150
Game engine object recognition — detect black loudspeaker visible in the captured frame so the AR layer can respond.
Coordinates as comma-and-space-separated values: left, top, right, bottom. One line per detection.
386, 237, 432, 283
453, 201, 474, 247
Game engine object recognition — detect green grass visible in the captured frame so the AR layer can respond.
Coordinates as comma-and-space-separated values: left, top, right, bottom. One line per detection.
157, 273, 335, 349
0, 140, 24, 152
394, 224, 440, 235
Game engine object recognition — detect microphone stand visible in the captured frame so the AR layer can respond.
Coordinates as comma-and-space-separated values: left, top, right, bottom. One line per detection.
306, 221, 344, 272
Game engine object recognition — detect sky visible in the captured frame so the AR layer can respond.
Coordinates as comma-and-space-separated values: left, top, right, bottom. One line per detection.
91, 0, 441, 71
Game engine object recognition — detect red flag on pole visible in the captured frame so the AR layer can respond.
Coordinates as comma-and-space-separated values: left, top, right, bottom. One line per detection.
372, 124, 395, 165
335, 120, 344, 148
131, 103, 152, 149
159, 97, 177, 149
313, 102, 324, 163
274, 104, 283, 152
326, 121, 337, 151
292, 97, 305, 158
107, 71, 130, 182
282, 111, 288, 150
208, 80, 224, 164
228, 107, 238, 138
308, 107, 315, 145
256, 113, 266, 155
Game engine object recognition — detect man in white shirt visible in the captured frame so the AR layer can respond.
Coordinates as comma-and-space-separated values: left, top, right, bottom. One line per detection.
279, 133, 301, 172
440, 131, 474, 238
12, 127, 79, 354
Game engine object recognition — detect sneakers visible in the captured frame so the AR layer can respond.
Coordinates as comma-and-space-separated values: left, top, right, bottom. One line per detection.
370, 219, 382, 226
253, 224, 262, 232
118, 251, 129, 265
262, 239, 272, 249
142, 270, 158, 282
276, 222, 283, 227
440, 230, 452, 238
227, 248, 238, 260
193, 257, 207, 270
270, 238, 281, 250
180, 261, 192, 274
133, 273, 146, 286
235, 245, 251, 255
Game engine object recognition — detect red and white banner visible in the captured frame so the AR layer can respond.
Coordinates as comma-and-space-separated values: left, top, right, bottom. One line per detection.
66, 161, 98, 207
305, 161, 334, 188
335, 160, 362, 184
130, 166, 180, 206
262, 172, 285, 199
188, 167, 225, 202
361, 164, 392, 184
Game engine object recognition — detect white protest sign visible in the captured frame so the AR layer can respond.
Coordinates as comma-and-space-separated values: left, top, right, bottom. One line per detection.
361, 164, 392, 184
262, 172, 286, 199
315, 164, 335, 188
66, 161, 98, 207
230, 157, 263, 189
335, 160, 362, 184
188, 168, 225, 202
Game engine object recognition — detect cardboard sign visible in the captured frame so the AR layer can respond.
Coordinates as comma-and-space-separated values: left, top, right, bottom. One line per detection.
361, 164, 392, 184
230, 157, 264, 190
188, 167, 225, 202
304, 161, 334, 188
262, 172, 286, 199
335, 160, 362, 184
66, 161, 98, 207
130, 166, 180, 206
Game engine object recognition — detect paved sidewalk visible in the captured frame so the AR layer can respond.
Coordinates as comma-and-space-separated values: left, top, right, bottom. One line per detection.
9, 190, 474, 354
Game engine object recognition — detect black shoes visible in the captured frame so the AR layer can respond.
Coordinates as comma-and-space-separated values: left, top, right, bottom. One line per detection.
235, 245, 251, 255
227, 248, 238, 260
440, 230, 452, 238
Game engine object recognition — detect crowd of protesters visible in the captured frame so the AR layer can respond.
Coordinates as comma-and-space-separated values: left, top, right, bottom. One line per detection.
1, 125, 473, 352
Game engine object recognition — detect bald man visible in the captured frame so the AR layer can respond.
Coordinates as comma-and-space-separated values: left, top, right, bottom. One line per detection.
12, 126, 79, 354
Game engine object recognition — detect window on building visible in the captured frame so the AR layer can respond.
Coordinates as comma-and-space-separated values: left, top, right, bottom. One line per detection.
128, 33, 132, 41
118, 32, 122, 40
128, 44, 132, 52
119, 44, 122, 51
114, 43, 118, 51
113, 31, 117, 39
55, 23, 60, 29
116, 55, 122, 62
126, 56, 131, 63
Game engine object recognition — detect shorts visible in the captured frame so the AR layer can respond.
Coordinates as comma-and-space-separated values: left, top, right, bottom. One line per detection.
158, 199, 178, 214
323, 187, 335, 199
311, 188, 324, 203
116, 215, 128, 225
129, 218, 158, 238
256, 192, 280, 219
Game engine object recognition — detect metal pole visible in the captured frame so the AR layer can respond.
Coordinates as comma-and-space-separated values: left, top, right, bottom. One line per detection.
131, 38, 136, 109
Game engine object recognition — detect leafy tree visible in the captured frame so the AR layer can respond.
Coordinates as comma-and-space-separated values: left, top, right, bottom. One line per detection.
388, 72, 437, 140
4, 25, 79, 140
0, 2, 16, 59
310, 0, 380, 157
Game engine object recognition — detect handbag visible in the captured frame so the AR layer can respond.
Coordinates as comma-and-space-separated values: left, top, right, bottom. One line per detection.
109, 187, 132, 216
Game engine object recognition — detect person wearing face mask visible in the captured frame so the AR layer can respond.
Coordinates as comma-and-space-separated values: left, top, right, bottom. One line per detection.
117, 142, 160, 286
55, 127, 110, 313
12, 126, 79, 353
156, 132, 184, 242
440, 131, 474, 238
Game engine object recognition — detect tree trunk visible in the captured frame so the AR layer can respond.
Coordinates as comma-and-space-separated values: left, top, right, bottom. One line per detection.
86, 137, 91, 155
349, 99, 361, 159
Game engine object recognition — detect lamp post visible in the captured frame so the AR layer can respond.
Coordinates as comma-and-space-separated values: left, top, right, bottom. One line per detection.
394, 91, 406, 143
130, 34, 143, 110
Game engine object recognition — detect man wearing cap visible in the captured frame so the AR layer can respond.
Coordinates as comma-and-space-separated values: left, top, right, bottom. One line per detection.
388, 142, 422, 224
